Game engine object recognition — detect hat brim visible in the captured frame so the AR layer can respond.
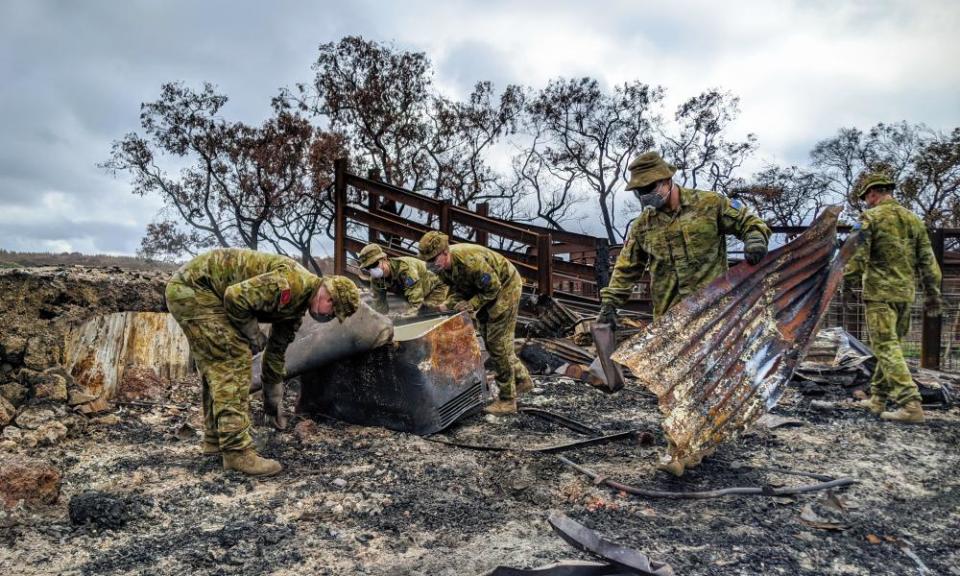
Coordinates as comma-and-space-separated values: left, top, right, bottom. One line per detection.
626, 163, 677, 191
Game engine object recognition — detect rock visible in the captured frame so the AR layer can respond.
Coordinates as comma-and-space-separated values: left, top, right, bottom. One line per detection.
90, 414, 121, 426
68, 389, 98, 406
0, 395, 15, 427
35, 421, 68, 446
1, 363, 13, 374
14, 407, 55, 430
68, 491, 130, 529
1, 426, 22, 442
293, 419, 321, 444
0, 454, 61, 508
0, 335, 27, 364
23, 336, 57, 371
332, 478, 348, 488
33, 373, 68, 402
0, 440, 15, 451
0, 382, 28, 407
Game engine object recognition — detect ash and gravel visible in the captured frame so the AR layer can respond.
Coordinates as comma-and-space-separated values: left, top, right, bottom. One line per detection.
1, 373, 958, 576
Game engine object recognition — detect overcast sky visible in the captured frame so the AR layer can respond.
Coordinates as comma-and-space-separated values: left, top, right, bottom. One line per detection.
1, 0, 958, 255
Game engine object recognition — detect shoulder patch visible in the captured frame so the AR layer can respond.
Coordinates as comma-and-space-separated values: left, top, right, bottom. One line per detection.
404, 275, 417, 288
279, 288, 292, 306
852, 221, 862, 231
731, 198, 743, 210
480, 273, 492, 287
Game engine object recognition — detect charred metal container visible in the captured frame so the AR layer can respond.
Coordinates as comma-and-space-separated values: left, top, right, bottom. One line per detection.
297, 312, 489, 435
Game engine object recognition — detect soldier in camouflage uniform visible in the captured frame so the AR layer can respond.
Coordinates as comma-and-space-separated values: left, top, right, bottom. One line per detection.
356, 243, 448, 316
418, 232, 533, 414
166, 248, 360, 476
844, 172, 943, 423
598, 151, 771, 323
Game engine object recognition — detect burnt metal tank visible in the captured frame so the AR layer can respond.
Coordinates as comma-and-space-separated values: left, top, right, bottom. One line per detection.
296, 312, 490, 435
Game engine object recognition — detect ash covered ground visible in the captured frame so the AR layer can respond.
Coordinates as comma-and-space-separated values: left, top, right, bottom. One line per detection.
1, 265, 958, 575
2, 373, 958, 576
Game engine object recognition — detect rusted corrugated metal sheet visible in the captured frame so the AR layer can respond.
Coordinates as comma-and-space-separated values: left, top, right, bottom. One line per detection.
612, 207, 861, 475
64, 312, 192, 412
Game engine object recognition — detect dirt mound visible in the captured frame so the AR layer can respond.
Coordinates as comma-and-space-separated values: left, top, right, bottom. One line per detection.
0, 266, 170, 449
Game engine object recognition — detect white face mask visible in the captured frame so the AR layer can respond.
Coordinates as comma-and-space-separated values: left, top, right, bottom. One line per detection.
368, 266, 385, 279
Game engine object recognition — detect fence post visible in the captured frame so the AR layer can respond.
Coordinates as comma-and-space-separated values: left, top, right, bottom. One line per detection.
921, 228, 944, 369
439, 200, 452, 236
595, 238, 611, 295
366, 169, 380, 244
475, 202, 489, 246
334, 158, 347, 276
537, 233, 553, 297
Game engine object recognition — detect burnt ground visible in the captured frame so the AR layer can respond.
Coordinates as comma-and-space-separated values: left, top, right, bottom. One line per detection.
1, 372, 958, 576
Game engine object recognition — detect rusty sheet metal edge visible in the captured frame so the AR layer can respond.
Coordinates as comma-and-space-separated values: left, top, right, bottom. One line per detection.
612, 206, 862, 475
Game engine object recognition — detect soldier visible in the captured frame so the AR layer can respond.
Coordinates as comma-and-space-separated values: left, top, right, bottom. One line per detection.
356, 243, 448, 316
166, 248, 360, 476
418, 231, 533, 414
844, 172, 943, 423
597, 150, 771, 324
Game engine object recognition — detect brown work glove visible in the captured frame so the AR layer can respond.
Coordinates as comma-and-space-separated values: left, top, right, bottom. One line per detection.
596, 303, 618, 331
925, 294, 944, 319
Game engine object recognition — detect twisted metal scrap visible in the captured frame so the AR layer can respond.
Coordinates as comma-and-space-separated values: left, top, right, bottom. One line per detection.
612, 206, 861, 475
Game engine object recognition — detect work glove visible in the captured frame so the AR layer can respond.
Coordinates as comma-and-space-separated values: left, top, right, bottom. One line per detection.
596, 302, 618, 331
743, 234, 768, 265
238, 320, 269, 355
925, 294, 944, 319
454, 300, 474, 313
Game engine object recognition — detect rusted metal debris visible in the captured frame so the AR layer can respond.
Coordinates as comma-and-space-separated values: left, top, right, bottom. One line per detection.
296, 312, 489, 435
547, 513, 675, 576
612, 206, 861, 476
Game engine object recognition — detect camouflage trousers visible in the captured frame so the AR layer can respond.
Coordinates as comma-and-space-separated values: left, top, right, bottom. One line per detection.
865, 301, 921, 406
477, 273, 532, 400
166, 277, 253, 451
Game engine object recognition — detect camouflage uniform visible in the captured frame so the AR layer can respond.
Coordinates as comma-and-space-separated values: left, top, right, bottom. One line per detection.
600, 187, 772, 318
369, 257, 448, 315
425, 239, 532, 400
165, 249, 321, 451
844, 197, 942, 407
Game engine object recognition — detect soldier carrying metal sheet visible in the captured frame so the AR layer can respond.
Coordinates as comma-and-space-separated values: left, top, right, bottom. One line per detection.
418, 232, 533, 415
597, 150, 772, 326
166, 248, 360, 476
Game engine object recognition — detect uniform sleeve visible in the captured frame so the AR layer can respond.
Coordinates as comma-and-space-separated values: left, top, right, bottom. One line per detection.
401, 267, 425, 308
599, 219, 650, 308
370, 279, 389, 314
223, 270, 291, 342
843, 216, 872, 286
260, 317, 302, 388
915, 222, 943, 300
466, 257, 503, 311
719, 196, 771, 243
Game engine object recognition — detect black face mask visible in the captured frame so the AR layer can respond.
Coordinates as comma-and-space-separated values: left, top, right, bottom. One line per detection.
309, 310, 336, 323
633, 183, 666, 211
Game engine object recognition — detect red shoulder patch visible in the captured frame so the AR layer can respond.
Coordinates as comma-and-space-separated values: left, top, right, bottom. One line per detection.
279, 289, 292, 306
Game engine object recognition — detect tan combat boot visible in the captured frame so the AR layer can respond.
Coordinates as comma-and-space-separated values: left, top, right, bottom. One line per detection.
222, 449, 283, 476
484, 397, 518, 415
880, 400, 925, 424
202, 441, 220, 456
856, 395, 886, 416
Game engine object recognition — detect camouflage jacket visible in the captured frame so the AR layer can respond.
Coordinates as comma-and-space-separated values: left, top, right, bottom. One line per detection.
600, 187, 771, 318
438, 244, 519, 311
370, 256, 447, 314
844, 198, 942, 303
170, 248, 320, 386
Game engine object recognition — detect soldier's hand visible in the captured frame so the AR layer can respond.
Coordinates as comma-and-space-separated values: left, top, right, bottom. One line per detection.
454, 300, 473, 313
925, 294, 944, 318
744, 236, 768, 265
596, 303, 618, 331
